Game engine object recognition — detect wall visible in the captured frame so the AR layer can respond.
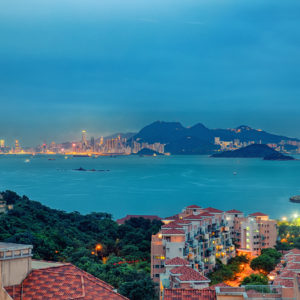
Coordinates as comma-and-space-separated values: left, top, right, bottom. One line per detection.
0, 264, 13, 300
1, 256, 31, 287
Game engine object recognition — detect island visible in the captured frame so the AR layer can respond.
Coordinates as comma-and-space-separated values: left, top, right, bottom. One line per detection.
135, 148, 163, 156
290, 196, 300, 203
211, 144, 295, 160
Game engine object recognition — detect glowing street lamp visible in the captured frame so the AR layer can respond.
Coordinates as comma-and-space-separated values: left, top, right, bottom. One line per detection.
293, 213, 298, 219
96, 244, 102, 251
281, 217, 287, 221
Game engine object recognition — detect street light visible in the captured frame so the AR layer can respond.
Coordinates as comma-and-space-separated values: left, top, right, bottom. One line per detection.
96, 244, 102, 251
281, 217, 287, 221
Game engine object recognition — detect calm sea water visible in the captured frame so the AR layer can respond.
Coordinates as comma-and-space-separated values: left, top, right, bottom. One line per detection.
0, 155, 299, 219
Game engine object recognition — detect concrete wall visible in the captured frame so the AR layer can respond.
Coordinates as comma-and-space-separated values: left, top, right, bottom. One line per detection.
1, 257, 31, 287
0, 264, 13, 300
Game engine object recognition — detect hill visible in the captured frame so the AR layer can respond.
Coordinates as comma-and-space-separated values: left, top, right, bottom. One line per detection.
0, 190, 160, 300
131, 121, 299, 155
211, 144, 295, 160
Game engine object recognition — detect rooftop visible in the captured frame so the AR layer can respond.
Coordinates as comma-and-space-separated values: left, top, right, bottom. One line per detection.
116, 214, 161, 225
161, 222, 183, 229
249, 212, 268, 217
170, 266, 210, 282
161, 229, 185, 235
5, 263, 128, 300
186, 205, 201, 209
165, 257, 191, 266
163, 288, 215, 300
204, 207, 223, 213
226, 209, 243, 214
0, 242, 32, 251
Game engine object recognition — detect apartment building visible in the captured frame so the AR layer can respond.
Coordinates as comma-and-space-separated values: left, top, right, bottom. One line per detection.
151, 205, 236, 284
151, 205, 278, 287
226, 211, 277, 256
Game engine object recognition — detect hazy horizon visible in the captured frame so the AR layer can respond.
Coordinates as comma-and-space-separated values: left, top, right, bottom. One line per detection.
1, 0, 300, 145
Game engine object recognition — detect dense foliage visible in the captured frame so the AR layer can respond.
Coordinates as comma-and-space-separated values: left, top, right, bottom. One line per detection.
208, 255, 249, 285
0, 190, 161, 300
241, 273, 268, 286
276, 221, 300, 250
250, 248, 282, 274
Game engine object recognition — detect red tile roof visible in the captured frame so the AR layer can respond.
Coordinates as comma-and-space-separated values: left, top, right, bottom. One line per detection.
186, 205, 201, 209
287, 248, 300, 255
184, 214, 203, 220
161, 229, 185, 235
249, 212, 268, 217
226, 209, 242, 214
279, 270, 296, 279
176, 219, 192, 224
273, 278, 294, 288
116, 214, 160, 225
164, 215, 180, 220
162, 222, 183, 229
287, 263, 300, 270
204, 207, 223, 213
170, 266, 210, 282
164, 288, 216, 300
165, 257, 191, 266
5, 264, 128, 300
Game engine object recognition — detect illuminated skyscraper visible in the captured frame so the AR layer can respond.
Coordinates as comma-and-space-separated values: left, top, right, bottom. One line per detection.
0, 140, 4, 148
99, 136, 104, 146
81, 130, 88, 150
15, 140, 21, 152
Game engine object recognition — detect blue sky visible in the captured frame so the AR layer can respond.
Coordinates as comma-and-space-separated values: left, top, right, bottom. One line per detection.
0, 0, 300, 146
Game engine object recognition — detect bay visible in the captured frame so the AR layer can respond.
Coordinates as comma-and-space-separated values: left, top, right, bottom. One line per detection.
0, 155, 299, 219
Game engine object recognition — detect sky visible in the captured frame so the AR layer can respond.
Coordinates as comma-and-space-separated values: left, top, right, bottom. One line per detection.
0, 0, 300, 146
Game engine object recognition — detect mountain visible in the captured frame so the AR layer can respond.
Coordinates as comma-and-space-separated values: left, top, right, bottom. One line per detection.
131, 121, 299, 155
211, 144, 295, 160
104, 132, 137, 140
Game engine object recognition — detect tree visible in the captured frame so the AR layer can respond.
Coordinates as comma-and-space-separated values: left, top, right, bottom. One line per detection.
260, 248, 281, 263
118, 274, 157, 300
242, 273, 268, 286
250, 254, 276, 273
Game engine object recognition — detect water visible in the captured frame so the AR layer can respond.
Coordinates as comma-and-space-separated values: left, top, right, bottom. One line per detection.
0, 155, 299, 219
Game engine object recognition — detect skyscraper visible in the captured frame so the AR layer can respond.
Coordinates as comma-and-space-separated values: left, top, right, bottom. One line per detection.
0, 140, 4, 148
81, 130, 88, 151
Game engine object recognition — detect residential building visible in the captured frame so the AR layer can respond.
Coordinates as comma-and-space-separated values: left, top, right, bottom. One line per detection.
0, 242, 128, 300
226, 211, 277, 256
116, 214, 161, 225
151, 205, 236, 286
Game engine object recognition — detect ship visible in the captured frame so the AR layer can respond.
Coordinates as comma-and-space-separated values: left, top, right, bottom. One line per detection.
290, 196, 300, 203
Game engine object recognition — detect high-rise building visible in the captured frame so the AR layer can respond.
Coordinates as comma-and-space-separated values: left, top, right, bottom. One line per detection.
15, 140, 21, 152
0, 140, 4, 148
90, 137, 95, 151
81, 130, 88, 150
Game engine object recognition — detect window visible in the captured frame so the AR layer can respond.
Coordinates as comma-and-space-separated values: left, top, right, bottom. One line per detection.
155, 274, 160, 278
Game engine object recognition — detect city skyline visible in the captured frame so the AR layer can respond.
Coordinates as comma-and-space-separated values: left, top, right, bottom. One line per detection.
1, 120, 300, 149
1, 0, 300, 145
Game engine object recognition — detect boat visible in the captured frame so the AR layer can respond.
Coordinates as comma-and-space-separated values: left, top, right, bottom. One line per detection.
24, 159, 30, 163
73, 154, 90, 157
290, 196, 300, 203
